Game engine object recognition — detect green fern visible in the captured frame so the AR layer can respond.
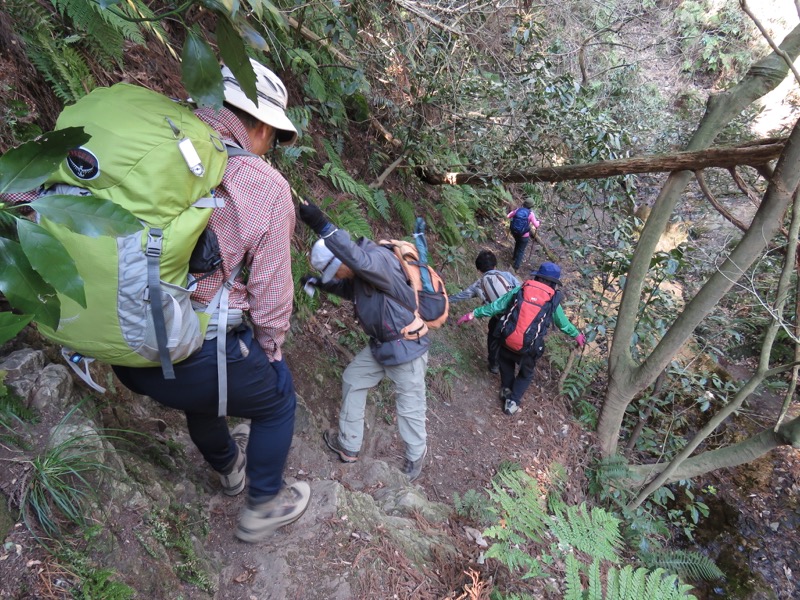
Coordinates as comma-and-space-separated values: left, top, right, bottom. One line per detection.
27, 31, 94, 102
640, 550, 725, 582
391, 194, 418, 233
562, 358, 604, 402
319, 162, 389, 220
322, 139, 346, 169
550, 503, 623, 563
567, 560, 696, 599
320, 197, 372, 240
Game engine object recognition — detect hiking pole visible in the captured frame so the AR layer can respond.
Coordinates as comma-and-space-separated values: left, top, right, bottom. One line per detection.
526, 227, 537, 265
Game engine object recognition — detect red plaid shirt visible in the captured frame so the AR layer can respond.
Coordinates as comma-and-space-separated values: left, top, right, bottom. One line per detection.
194, 108, 295, 361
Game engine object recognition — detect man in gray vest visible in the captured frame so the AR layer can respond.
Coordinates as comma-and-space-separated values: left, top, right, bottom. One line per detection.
298, 199, 430, 482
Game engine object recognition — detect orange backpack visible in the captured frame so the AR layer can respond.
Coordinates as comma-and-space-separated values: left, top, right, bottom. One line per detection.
379, 239, 449, 330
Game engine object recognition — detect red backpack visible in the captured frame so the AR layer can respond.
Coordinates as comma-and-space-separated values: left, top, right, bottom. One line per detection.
497, 280, 561, 354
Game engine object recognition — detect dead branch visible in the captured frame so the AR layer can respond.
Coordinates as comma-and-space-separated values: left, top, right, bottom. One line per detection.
393, 0, 464, 37
728, 166, 762, 207
695, 170, 749, 232
370, 154, 407, 189
419, 138, 786, 186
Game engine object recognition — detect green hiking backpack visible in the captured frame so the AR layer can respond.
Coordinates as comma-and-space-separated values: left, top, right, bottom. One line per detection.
35, 83, 230, 382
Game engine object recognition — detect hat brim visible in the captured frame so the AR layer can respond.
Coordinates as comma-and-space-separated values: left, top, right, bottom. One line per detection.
223, 87, 298, 146
535, 274, 561, 284
320, 257, 342, 284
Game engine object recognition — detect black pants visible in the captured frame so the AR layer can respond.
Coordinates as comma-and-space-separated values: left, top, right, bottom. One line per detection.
487, 316, 500, 369
512, 233, 529, 270
498, 346, 538, 405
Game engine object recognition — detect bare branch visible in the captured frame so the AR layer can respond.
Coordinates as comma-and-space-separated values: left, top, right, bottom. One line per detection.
695, 170, 749, 232
393, 0, 463, 36
728, 167, 762, 207
740, 0, 800, 86
370, 154, 407, 190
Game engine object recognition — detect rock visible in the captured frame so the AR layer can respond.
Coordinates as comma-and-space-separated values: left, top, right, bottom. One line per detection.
0, 349, 46, 381
30, 364, 74, 410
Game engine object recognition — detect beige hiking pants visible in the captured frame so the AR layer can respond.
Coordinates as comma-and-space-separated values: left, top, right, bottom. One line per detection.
338, 346, 428, 461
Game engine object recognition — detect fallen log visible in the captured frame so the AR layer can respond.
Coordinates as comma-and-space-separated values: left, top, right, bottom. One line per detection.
418, 137, 786, 185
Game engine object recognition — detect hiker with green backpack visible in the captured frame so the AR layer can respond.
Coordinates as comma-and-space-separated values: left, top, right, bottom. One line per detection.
297, 199, 437, 482
1, 59, 311, 542
457, 262, 585, 416
112, 59, 311, 542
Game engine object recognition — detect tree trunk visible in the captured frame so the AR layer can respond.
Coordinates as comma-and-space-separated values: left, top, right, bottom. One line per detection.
626, 415, 800, 484
418, 139, 785, 185
597, 25, 800, 457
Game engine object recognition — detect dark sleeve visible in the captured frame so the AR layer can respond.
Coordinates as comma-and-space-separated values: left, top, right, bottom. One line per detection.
323, 228, 395, 294
319, 278, 355, 301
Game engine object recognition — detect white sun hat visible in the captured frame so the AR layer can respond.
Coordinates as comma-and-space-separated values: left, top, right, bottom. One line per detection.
221, 58, 298, 146
310, 239, 343, 283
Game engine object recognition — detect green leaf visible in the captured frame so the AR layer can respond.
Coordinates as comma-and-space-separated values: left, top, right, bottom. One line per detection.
182, 29, 224, 109
17, 220, 86, 308
217, 17, 257, 105
31, 194, 141, 237
0, 128, 90, 194
0, 312, 33, 345
97, 0, 124, 6
234, 16, 269, 52
0, 238, 60, 329
307, 69, 327, 102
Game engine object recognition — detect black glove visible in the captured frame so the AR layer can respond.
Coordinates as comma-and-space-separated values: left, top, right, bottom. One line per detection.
300, 274, 317, 287
298, 199, 331, 235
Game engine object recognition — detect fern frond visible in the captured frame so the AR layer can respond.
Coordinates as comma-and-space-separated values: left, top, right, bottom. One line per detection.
391, 194, 418, 233
587, 557, 603, 600
322, 139, 345, 169
550, 503, 623, 563
562, 358, 604, 401
319, 162, 383, 217
27, 31, 93, 102
52, 0, 127, 66
602, 566, 696, 600
321, 197, 372, 239
370, 189, 391, 221
564, 554, 585, 600
485, 469, 550, 544
640, 549, 724, 582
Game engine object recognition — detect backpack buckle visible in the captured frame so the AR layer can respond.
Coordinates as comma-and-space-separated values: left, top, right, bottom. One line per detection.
146, 228, 163, 258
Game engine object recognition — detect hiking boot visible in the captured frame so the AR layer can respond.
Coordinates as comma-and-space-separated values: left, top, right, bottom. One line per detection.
504, 399, 521, 415
236, 481, 311, 543
323, 429, 359, 463
499, 387, 512, 401
219, 423, 249, 496
403, 446, 427, 482
488, 364, 499, 375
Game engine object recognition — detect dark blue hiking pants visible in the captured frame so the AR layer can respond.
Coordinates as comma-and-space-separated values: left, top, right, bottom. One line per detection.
114, 326, 295, 502
487, 316, 501, 369
512, 233, 529, 271
498, 346, 538, 405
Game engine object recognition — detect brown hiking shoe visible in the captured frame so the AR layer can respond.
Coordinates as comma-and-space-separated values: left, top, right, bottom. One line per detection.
323, 429, 359, 463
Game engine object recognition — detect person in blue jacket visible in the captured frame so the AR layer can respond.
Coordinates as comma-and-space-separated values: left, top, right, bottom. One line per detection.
457, 262, 585, 415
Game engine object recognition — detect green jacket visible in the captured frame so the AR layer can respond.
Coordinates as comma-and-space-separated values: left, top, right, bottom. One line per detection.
472, 285, 580, 338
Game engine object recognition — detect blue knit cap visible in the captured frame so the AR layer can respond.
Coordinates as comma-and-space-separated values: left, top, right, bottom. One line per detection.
532, 262, 561, 283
